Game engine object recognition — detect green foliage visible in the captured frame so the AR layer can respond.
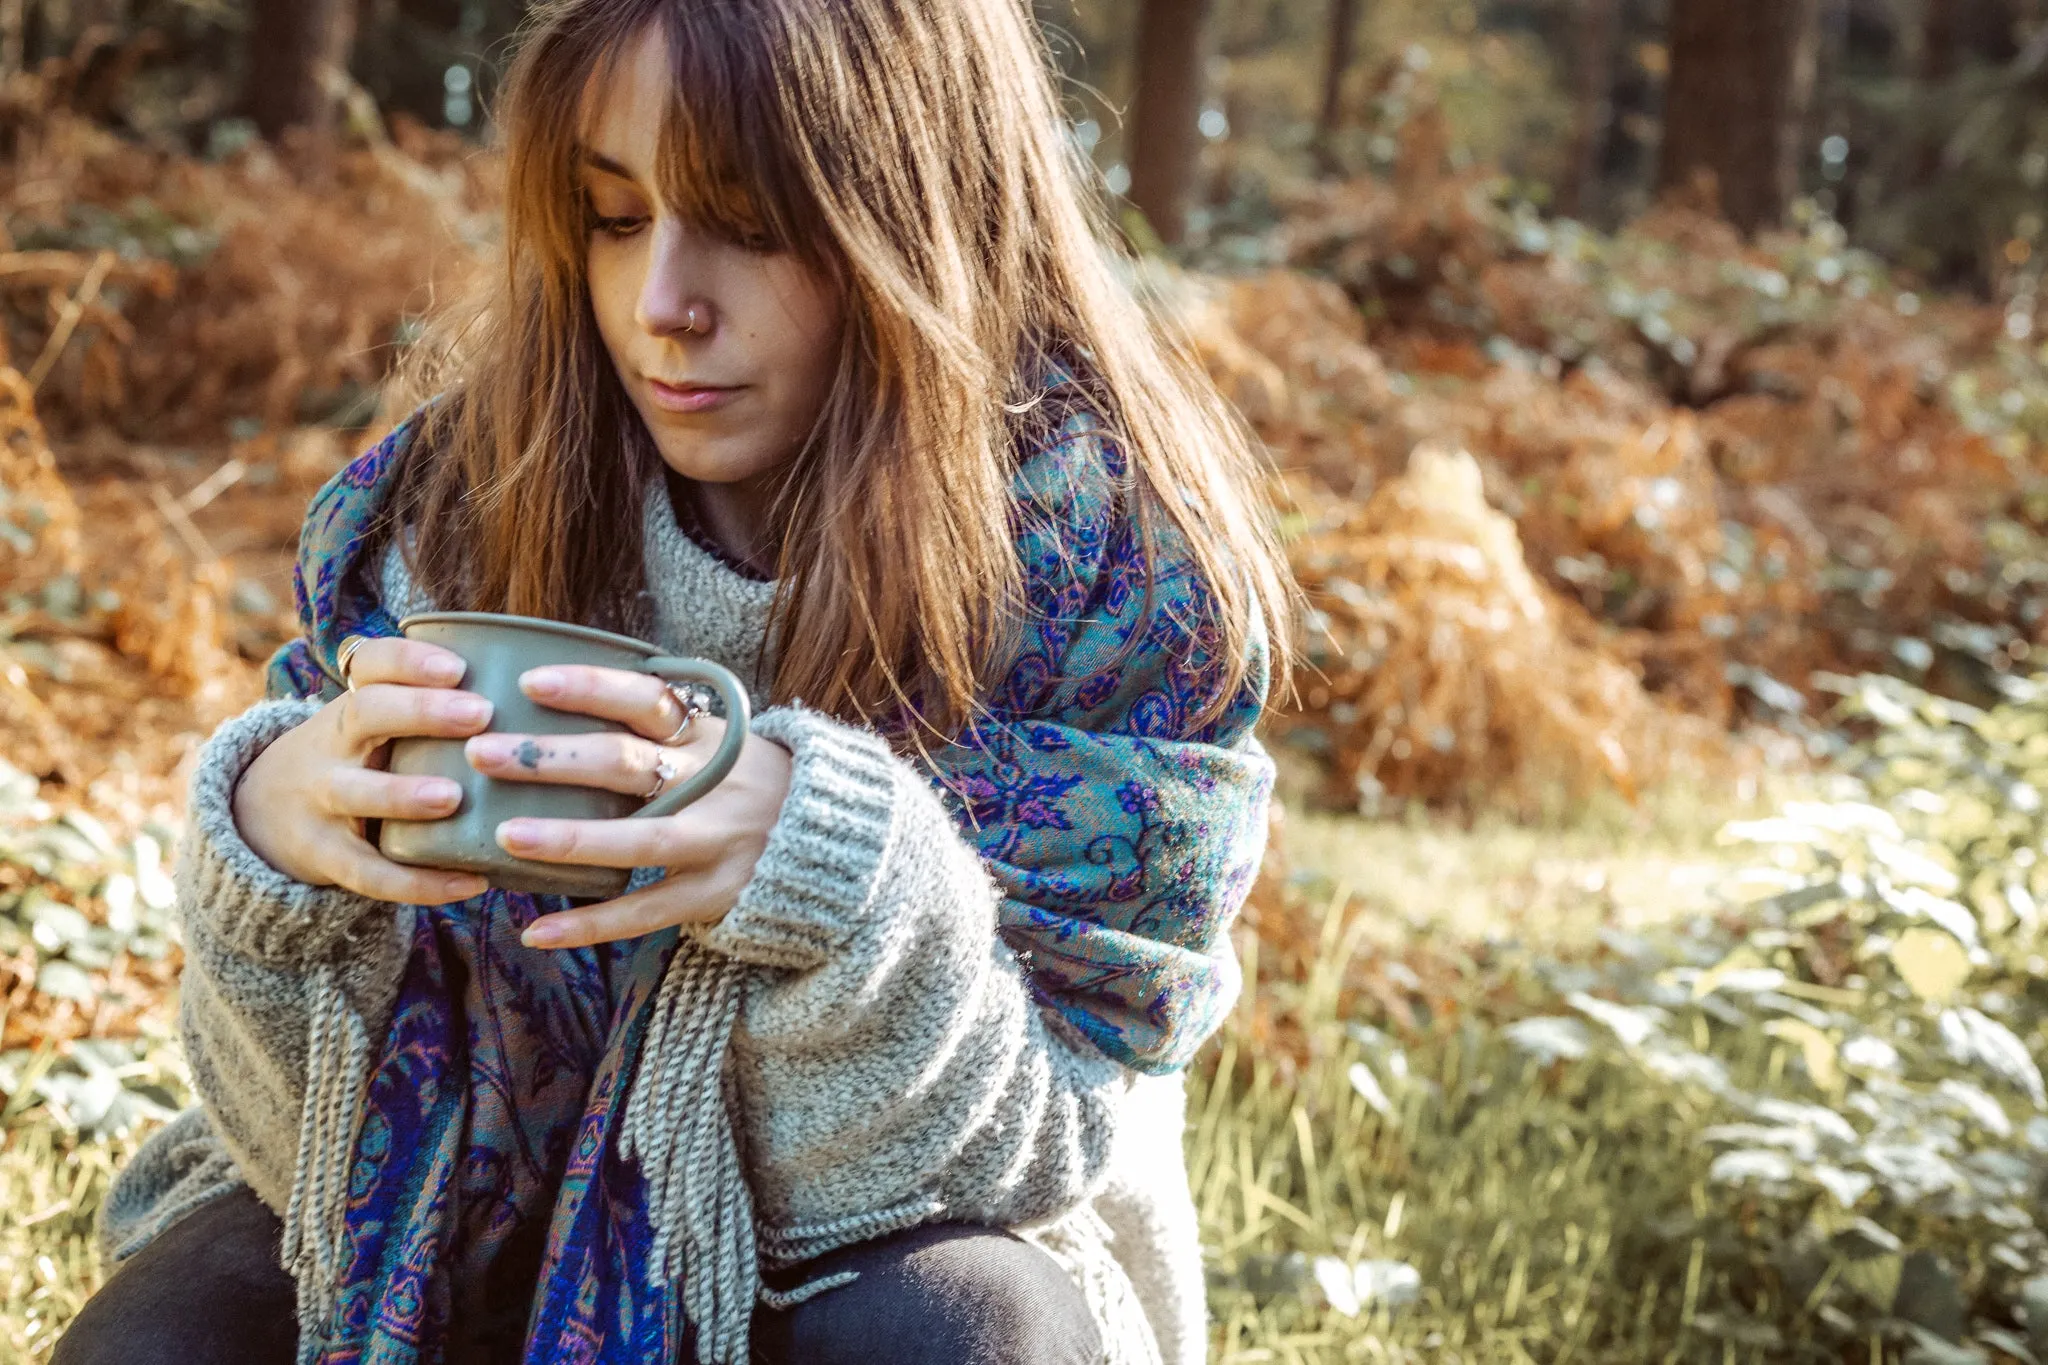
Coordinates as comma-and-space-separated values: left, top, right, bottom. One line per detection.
1194, 672, 2048, 1362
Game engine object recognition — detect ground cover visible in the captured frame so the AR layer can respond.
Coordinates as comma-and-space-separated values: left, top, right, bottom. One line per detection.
1195, 676, 2048, 1363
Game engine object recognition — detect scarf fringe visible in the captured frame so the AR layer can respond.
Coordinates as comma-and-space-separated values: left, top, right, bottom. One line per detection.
757, 1193, 945, 1266
1021, 1206, 1165, 1365
281, 966, 371, 1358
619, 935, 758, 1365
758, 1269, 860, 1311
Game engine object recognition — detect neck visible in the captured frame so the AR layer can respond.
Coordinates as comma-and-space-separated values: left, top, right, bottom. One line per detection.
673, 468, 783, 579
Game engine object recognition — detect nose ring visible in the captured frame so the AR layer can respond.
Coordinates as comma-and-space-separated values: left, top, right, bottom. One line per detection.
683, 305, 704, 334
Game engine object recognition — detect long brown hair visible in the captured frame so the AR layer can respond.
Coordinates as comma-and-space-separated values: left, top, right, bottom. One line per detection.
389, 0, 1294, 743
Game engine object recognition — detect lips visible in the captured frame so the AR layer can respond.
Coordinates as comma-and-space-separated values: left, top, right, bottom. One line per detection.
645, 378, 745, 414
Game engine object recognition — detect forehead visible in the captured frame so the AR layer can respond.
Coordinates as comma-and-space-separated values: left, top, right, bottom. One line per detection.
577, 24, 672, 173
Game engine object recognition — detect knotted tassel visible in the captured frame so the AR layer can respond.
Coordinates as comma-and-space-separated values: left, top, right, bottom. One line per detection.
620, 935, 759, 1365
281, 966, 371, 1364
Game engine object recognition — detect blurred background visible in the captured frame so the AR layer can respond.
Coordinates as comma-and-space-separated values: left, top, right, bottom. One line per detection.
15, 0, 2048, 284
11, 2, 2048, 1362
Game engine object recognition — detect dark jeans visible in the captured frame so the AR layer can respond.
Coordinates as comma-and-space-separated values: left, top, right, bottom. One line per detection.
55, 1188, 1100, 1365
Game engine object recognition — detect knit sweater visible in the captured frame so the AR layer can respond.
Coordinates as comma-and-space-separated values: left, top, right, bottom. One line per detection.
101, 474, 1251, 1365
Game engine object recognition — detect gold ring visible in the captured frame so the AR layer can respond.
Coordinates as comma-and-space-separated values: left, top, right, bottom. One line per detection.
337, 635, 370, 691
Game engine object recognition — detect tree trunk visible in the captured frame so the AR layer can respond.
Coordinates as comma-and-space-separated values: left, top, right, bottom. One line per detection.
1909, 0, 1961, 184
1127, 0, 1213, 247
1313, 0, 1362, 177
243, 0, 358, 140
1656, 0, 1823, 233
1560, 0, 1622, 218
72, 0, 123, 31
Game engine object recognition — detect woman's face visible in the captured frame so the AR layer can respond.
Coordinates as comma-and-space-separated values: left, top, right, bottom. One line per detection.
580, 26, 842, 494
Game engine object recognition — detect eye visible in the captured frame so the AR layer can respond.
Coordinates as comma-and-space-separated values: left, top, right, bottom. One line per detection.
591, 212, 650, 239
581, 189, 649, 239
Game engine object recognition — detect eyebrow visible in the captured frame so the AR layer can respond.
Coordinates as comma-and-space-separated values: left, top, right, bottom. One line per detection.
576, 147, 638, 181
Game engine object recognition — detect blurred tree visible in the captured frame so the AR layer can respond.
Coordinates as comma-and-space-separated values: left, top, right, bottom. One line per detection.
1313, 0, 1362, 175
73, 0, 122, 30
353, 0, 529, 137
1128, 0, 1213, 245
1909, 0, 1961, 189
1657, 0, 1823, 232
244, 0, 358, 138
1560, 0, 1620, 217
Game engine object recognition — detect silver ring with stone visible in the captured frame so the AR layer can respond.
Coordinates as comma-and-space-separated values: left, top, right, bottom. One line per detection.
337, 635, 370, 691
655, 684, 703, 746
643, 756, 679, 800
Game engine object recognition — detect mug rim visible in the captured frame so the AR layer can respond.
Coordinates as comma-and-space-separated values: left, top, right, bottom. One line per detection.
397, 611, 661, 657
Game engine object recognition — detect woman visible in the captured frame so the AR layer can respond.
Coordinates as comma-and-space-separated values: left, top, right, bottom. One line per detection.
64, 1, 1291, 1362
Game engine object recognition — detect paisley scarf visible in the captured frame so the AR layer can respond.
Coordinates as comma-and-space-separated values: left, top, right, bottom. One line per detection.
266, 396, 1273, 1364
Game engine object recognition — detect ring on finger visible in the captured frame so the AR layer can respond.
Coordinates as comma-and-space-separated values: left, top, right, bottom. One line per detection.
643, 755, 680, 800
337, 635, 371, 691
655, 684, 704, 746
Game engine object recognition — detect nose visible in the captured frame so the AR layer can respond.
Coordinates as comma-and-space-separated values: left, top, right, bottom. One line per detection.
636, 218, 716, 341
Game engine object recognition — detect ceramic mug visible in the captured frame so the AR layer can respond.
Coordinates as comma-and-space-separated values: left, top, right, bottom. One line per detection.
376, 611, 751, 898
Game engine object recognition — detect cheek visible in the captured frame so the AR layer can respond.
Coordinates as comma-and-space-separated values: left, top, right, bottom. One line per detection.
775, 270, 843, 387
585, 247, 639, 353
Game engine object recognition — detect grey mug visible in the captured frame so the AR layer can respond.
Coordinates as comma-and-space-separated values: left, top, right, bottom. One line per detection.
376, 611, 751, 899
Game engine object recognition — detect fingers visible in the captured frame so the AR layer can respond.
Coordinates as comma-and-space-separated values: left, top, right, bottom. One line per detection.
333, 683, 493, 752
315, 830, 489, 905
342, 637, 469, 690
520, 665, 694, 742
321, 768, 464, 822
493, 808, 736, 870
464, 731, 705, 797
520, 865, 748, 948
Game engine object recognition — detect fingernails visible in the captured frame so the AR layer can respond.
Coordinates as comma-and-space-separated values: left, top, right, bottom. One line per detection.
466, 734, 516, 765
521, 921, 563, 948
424, 655, 466, 686
444, 874, 489, 900
523, 667, 565, 699
497, 819, 542, 853
446, 696, 492, 725
421, 779, 462, 809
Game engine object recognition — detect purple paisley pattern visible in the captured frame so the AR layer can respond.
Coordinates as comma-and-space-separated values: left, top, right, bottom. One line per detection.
265, 389, 1272, 1361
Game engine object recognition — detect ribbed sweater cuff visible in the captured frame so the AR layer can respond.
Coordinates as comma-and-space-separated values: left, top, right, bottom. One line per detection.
180, 698, 388, 967
701, 704, 901, 971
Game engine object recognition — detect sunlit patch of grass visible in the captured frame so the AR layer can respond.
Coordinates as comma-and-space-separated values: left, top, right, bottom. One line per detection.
1280, 766, 1815, 940
0, 1117, 141, 1360
1190, 888, 1789, 1364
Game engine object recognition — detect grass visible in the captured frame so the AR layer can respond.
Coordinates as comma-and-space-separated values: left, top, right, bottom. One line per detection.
0, 1119, 142, 1359
1190, 879, 1782, 1364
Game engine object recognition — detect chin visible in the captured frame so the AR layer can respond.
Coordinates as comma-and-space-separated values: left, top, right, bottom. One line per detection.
650, 440, 783, 487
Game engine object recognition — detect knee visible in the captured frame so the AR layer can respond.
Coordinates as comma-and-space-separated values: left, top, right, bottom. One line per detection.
759, 1225, 1100, 1365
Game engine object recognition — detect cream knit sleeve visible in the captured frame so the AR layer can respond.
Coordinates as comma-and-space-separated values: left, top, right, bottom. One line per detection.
170, 700, 412, 1216
696, 704, 1131, 1257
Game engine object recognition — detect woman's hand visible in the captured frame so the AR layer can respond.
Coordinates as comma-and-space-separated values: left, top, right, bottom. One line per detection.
462, 664, 794, 949
233, 639, 496, 904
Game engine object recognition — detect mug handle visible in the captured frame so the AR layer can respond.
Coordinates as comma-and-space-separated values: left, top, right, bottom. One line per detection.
632, 658, 751, 820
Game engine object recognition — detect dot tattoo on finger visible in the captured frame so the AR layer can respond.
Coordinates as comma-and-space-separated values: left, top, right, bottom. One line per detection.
516, 739, 545, 771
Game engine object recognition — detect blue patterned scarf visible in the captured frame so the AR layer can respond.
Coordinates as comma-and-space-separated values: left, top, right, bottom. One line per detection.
267, 400, 1273, 1363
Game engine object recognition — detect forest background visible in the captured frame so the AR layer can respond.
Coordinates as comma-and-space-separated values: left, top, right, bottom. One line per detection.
9, 0, 2048, 1361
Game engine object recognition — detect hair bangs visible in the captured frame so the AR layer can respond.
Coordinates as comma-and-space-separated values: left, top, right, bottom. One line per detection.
647, 5, 822, 264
